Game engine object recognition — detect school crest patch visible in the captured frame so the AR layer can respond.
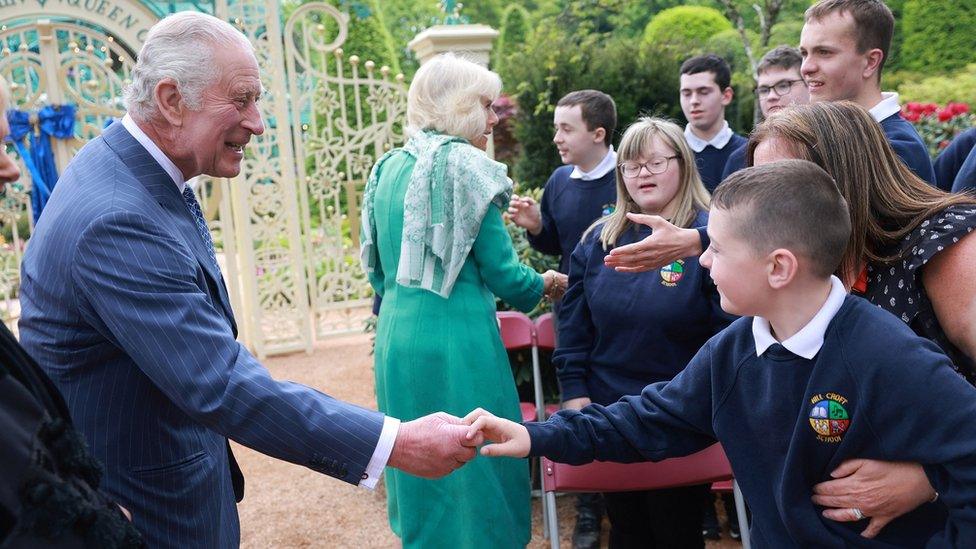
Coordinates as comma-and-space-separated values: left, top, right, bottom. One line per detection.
808, 392, 850, 443
601, 203, 615, 216
660, 260, 684, 287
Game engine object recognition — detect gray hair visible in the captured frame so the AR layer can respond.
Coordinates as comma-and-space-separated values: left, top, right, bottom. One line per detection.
407, 53, 501, 142
124, 11, 253, 120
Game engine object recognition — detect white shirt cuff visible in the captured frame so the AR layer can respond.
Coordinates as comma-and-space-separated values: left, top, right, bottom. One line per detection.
359, 415, 400, 489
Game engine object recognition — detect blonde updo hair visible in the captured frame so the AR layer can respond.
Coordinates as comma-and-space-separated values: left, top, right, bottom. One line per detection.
407, 53, 502, 143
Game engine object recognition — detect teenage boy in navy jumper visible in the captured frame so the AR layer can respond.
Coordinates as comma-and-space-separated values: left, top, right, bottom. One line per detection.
722, 46, 810, 179
508, 89, 617, 549
679, 54, 747, 192
800, 0, 936, 184
949, 141, 976, 194
466, 160, 976, 548
935, 127, 976, 192
509, 90, 618, 278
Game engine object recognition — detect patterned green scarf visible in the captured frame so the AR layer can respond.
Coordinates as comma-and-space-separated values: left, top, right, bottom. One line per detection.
360, 130, 512, 298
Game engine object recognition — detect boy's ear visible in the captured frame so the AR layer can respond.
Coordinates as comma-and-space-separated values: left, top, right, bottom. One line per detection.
592, 127, 606, 144
721, 86, 734, 106
766, 248, 798, 289
863, 48, 884, 81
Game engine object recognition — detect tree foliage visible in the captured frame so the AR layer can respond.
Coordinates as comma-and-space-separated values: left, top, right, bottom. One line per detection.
899, 0, 976, 74
642, 6, 733, 54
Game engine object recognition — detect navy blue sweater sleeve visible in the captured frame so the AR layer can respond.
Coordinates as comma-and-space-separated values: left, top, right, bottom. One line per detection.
553, 239, 595, 401
881, 114, 937, 185
936, 128, 976, 191
852, 333, 976, 547
525, 174, 562, 256
527, 342, 718, 464
721, 145, 747, 181
950, 144, 976, 194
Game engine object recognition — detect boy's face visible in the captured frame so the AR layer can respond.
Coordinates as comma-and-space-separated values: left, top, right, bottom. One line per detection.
700, 207, 769, 317
756, 67, 809, 116
800, 12, 871, 103
552, 104, 605, 166
679, 71, 733, 134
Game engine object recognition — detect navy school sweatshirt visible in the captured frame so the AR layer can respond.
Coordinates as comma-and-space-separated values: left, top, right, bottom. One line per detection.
527, 295, 976, 547
935, 127, 976, 192
693, 133, 747, 192
880, 112, 937, 185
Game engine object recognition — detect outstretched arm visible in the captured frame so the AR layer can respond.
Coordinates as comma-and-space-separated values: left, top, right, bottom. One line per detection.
603, 213, 704, 273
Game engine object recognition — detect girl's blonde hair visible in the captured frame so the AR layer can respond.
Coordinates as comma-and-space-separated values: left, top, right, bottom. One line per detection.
406, 53, 501, 143
590, 117, 710, 249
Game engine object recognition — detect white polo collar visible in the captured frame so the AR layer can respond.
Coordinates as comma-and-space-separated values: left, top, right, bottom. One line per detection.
121, 114, 187, 193
752, 275, 847, 359
684, 120, 734, 153
868, 92, 902, 124
570, 146, 617, 180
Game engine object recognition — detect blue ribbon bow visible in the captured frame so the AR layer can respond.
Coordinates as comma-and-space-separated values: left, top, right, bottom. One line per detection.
6, 104, 76, 223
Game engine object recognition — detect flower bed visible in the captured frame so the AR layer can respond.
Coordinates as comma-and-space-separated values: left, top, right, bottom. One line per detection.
902, 102, 976, 157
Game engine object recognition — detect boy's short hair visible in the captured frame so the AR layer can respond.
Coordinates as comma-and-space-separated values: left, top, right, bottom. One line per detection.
805, 0, 894, 76
756, 46, 803, 76
712, 160, 851, 278
680, 54, 732, 91
557, 90, 617, 147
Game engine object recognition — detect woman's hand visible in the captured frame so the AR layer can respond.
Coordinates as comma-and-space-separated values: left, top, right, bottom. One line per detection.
604, 213, 703, 272
811, 459, 935, 538
542, 270, 568, 301
561, 397, 591, 411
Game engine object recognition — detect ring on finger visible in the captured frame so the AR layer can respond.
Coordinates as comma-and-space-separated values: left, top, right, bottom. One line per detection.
851, 508, 865, 521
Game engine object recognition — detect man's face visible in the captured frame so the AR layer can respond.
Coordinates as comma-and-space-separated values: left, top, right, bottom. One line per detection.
679, 71, 732, 134
0, 96, 21, 189
175, 46, 265, 179
756, 67, 809, 116
552, 105, 603, 166
800, 12, 871, 103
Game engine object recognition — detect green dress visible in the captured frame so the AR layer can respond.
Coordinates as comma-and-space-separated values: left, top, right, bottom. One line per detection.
368, 151, 542, 549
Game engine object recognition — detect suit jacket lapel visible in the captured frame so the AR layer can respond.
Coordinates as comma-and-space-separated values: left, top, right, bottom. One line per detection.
101, 123, 238, 335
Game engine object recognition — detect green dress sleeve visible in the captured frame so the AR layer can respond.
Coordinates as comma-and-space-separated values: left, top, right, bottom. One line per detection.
471, 204, 544, 312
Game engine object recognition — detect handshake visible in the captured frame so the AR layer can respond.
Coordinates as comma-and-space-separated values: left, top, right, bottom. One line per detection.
389, 409, 532, 478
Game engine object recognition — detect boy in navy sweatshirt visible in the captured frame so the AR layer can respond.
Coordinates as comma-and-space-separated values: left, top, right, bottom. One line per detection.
466, 160, 976, 547
800, 0, 935, 184
679, 54, 747, 192
508, 90, 618, 277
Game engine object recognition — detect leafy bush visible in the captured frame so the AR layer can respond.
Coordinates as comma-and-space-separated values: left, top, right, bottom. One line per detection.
898, 64, 976, 110
899, 0, 976, 74
901, 101, 975, 157
642, 5, 732, 55
501, 22, 682, 188
494, 4, 532, 74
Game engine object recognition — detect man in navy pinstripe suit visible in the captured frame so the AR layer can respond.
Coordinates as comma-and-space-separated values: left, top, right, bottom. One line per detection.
18, 12, 479, 548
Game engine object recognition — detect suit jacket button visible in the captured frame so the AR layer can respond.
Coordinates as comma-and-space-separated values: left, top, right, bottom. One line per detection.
361, 473, 368, 480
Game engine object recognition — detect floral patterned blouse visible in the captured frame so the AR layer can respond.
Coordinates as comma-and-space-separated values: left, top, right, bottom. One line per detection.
853, 204, 976, 385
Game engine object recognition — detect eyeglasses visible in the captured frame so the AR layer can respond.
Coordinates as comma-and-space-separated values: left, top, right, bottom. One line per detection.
755, 79, 805, 98
619, 156, 679, 177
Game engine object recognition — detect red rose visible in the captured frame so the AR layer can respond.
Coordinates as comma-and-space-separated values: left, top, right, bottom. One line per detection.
952, 102, 970, 115
903, 110, 921, 123
937, 108, 953, 122
922, 103, 939, 115
939, 140, 951, 149
906, 101, 922, 112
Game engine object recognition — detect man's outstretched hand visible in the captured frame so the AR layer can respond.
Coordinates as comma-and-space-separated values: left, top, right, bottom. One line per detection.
387, 412, 484, 478
603, 213, 703, 272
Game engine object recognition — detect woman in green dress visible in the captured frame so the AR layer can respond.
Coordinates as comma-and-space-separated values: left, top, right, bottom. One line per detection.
361, 53, 564, 548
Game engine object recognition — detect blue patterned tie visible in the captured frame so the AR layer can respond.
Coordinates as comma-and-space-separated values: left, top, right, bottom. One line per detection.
182, 186, 220, 273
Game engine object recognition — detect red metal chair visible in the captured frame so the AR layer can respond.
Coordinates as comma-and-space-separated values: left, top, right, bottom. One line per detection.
496, 311, 547, 422
540, 443, 751, 548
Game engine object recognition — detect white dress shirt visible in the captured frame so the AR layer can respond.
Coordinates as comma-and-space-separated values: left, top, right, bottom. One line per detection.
120, 113, 400, 489
868, 92, 902, 124
684, 120, 734, 153
570, 146, 617, 180
752, 275, 847, 359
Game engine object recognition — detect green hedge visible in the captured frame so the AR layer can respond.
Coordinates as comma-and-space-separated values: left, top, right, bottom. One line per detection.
642, 5, 732, 54
898, 0, 976, 74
